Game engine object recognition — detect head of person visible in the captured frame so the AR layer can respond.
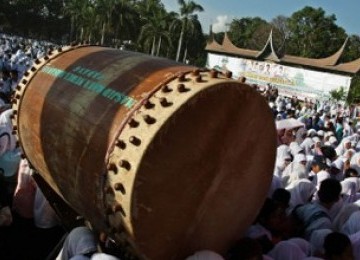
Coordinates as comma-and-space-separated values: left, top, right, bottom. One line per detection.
344, 139, 352, 150
272, 188, 291, 209
344, 168, 359, 178
311, 155, 328, 173
256, 198, 287, 236
226, 237, 263, 260
294, 153, 307, 166
324, 232, 354, 260
318, 179, 341, 209
320, 145, 337, 161
185, 250, 224, 260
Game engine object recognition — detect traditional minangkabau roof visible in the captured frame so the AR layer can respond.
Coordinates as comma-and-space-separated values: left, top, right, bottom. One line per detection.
205, 31, 360, 75
256, 30, 280, 62
205, 33, 259, 58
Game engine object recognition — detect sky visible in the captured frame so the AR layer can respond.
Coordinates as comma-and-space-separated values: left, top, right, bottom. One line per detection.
161, 0, 360, 36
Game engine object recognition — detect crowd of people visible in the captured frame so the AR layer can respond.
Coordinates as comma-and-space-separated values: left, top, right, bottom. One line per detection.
2, 32, 360, 259
241, 85, 360, 259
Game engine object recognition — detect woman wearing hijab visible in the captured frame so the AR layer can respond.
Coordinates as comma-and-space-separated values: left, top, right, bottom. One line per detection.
282, 160, 308, 189
274, 145, 292, 179
340, 211, 360, 236
309, 229, 332, 257
185, 250, 224, 260
267, 240, 309, 260
56, 226, 98, 260
332, 204, 359, 232
287, 179, 316, 213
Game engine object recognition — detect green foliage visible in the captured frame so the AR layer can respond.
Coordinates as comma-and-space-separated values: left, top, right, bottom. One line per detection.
330, 87, 347, 102
347, 76, 360, 104
286, 6, 347, 58
341, 35, 360, 63
228, 17, 267, 49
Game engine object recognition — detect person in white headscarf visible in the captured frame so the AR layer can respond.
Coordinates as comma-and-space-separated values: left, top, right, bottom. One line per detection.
90, 253, 120, 260
282, 161, 308, 188
327, 136, 338, 148
332, 204, 359, 232
343, 168, 360, 192
309, 229, 332, 257
185, 250, 224, 260
12, 158, 36, 219
289, 142, 304, 157
301, 137, 315, 156
56, 226, 98, 260
341, 211, 360, 236
350, 230, 360, 260
267, 240, 308, 260
341, 181, 357, 203
287, 179, 316, 213
0, 108, 21, 178
330, 158, 345, 182
350, 153, 360, 176
293, 179, 341, 240
335, 137, 352, 157
268, 175, 283, 198
33, 183, 60, 229
274, 145, 292, 178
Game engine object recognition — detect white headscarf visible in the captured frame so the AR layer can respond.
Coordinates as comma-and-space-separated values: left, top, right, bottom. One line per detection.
0, 109, 15, 157
287, 179, 316, 211
332, 204, 359, 232
268, 175, 283, 198
350, 230, 360, 260
267, 240, 308, 260
301, 137, 315, 156
282, 162, 308, 188
90, 253, 120, 260
350, 152, 360, 175
336, 137, 352, 156
309, 229, 332, 256
56, 227, 97, 260
341, 180, 357, 203
341, 211, 360, 235
274, 145, 291, 178
185, 250, 224, 260
290, 142, 304, 156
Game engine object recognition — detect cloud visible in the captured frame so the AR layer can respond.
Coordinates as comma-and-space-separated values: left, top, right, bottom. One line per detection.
212, 15, 229, 33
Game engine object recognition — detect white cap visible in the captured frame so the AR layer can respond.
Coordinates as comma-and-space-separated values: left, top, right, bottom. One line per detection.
317, 130, 325, 137
294, 153, 307, 163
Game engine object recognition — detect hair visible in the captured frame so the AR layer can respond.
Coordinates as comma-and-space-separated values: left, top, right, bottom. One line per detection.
226, 237, 262, 260
255, 198, 277, 224
320, 145, 337, 161
345, 168, 359, 178
318, 179, 341, 204
324, 232, 352, 258
272, 188, 291, 208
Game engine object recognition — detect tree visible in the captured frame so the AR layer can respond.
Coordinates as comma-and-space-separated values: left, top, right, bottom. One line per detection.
271, 15, 290, 51
174, 0, 204, 62
111, 0, 140, 45
139, 7, 172, 56
227, 17, 268, 49
63, 0, 88, 42
342, 35, 360, 63
286, 6, 347, 58
330, 87, 346, 102
347, 76, 360, 104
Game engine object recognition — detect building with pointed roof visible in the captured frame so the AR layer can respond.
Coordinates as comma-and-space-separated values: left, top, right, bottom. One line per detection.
205, 30, 357, 100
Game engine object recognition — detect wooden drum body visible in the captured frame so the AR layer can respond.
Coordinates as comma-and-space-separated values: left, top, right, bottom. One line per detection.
11, 45, 276, 259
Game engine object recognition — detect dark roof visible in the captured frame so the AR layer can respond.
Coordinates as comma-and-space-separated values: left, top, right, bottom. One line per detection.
205, 31, 359, 75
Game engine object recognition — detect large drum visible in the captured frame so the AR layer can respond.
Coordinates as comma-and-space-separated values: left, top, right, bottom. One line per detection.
11, 45, 276, 259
